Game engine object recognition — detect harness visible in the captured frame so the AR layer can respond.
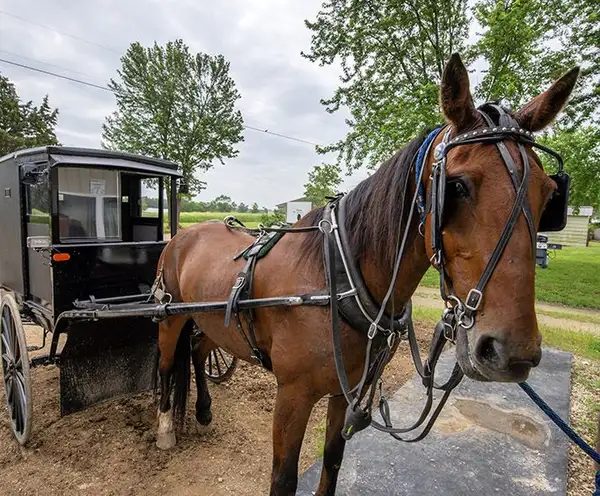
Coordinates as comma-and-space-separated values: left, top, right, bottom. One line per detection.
217, 104, 570, 442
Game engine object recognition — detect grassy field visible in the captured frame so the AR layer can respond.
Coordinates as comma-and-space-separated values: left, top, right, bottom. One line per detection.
420, 243, 600, 310
179, 211, 263, 224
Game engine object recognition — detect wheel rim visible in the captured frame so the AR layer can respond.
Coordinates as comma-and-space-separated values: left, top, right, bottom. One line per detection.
205, 348, 236, 381
1, 304, 29, 437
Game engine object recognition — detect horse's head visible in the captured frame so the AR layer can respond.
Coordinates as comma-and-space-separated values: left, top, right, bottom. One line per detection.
423, 54, 579, 383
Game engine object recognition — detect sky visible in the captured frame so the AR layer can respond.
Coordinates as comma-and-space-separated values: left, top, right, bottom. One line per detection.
0, 1, 485, 209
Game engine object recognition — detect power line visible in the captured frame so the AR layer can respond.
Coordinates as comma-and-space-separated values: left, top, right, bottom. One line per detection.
0, 58, 113, 92
0, 10, 121, 54
0, 50, 99, 83
0, 58, 322, 147
244, 125, 321, 147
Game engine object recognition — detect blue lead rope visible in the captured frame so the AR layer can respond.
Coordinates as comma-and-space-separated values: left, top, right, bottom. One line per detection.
519, 382, 600, 494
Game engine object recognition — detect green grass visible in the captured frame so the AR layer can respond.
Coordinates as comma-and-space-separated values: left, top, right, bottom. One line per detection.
412, 304, 600, 360
179, 211, 263, 223
314, 420, 327, 457
570, 359, 600, 451
540, 325, 600, 360
420, 243, 600, 310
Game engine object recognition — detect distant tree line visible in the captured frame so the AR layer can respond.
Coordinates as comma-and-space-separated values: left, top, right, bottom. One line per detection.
143, 194, 267, 213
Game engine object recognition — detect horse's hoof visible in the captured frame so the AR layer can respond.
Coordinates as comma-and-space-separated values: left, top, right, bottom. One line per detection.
195, 421, 214, 435
156, 431, 176, 450
195, 408, 212, 426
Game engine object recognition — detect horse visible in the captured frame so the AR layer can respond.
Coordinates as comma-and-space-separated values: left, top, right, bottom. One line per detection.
152, 53, 579, 495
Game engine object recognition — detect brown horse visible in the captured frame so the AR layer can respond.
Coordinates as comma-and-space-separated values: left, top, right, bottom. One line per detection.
153, 54, 579, 495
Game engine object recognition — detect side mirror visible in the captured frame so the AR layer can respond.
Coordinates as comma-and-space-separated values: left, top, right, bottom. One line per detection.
21, 164, 49, 185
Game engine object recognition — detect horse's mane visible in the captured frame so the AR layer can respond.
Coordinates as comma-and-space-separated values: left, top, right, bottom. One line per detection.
299, 132, 429, 270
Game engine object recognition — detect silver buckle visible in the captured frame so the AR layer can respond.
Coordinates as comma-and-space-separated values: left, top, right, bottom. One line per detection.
367, 323, 378, 340
465, 289, 483, 312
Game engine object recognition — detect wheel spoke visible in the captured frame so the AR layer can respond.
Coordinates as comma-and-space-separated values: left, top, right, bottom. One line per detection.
1, 333, 14, 363
214, 352, 222, 376
13, 377, 26, 434
1, 311, 14, 353
2, 352, 12, 369
5, 376, 13, 404
217, 349, 231, 369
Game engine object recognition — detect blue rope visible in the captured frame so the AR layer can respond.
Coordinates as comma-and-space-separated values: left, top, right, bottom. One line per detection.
519, 382, 600, 493
414, 127, 443, 224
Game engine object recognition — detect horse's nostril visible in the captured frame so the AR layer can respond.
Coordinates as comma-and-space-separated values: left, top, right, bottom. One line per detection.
477, 336, 499, 364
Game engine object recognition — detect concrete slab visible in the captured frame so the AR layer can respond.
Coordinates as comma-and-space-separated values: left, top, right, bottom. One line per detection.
298, 347, 572, 495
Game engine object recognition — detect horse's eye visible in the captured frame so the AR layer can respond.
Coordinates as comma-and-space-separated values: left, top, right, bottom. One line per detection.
447, 179, 470, 200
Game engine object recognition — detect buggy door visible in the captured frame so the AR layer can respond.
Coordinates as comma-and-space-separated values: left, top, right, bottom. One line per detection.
24, 168, 53, 307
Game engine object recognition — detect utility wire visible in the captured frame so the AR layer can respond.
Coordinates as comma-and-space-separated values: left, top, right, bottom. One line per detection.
0, 57, 322, 147
0, 10, 122, 54
0, 58, 112, 92
0, 49, 96, 79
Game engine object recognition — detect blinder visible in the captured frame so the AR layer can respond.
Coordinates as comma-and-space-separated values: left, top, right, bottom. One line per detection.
539, 172, 570, 232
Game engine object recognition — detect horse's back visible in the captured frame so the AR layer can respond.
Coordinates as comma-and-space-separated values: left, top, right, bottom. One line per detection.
161, 221, 255, 302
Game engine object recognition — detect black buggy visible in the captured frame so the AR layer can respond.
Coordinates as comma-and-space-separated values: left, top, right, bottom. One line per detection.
0, 146, 237, 445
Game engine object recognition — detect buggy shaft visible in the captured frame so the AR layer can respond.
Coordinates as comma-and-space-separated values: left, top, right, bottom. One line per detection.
56, 294, 331, 322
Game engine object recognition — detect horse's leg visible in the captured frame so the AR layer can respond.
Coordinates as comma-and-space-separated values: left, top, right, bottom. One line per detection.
315, 394, 348, 496
191, 331, 214, 430
270, 383, 316, 496
156, 315, 186, 450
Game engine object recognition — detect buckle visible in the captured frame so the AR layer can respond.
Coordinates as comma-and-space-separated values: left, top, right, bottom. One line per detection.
367, 323, 378, 340
465, 289, 483, 311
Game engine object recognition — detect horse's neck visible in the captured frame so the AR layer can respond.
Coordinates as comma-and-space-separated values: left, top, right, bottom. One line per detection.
356, 184, 431, 312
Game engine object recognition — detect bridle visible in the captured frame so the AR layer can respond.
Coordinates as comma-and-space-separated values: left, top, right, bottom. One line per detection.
321, 104, 569, 442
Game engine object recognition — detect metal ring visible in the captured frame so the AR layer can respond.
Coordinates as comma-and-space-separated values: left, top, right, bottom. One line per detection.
459, 313, 475, 330
318, 219, 333, 234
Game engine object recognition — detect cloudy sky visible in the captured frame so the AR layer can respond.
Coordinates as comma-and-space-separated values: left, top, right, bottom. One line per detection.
0, 0, 375, 208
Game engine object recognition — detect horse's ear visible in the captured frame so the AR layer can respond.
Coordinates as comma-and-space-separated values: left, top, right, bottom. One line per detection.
514, 67, 580, 132
440, 53, 477, 130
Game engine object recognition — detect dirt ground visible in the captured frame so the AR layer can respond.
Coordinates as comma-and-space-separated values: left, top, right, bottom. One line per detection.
0, 324, 432, 495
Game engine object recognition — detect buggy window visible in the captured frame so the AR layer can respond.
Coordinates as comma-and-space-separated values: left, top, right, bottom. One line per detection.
26, 175, 50, 225
57, 168, 121, 243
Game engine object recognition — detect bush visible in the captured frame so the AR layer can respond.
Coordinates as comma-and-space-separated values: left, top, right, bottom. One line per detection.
260, 210, 286, 227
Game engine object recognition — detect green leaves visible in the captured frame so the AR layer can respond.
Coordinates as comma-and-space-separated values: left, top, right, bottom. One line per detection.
539, 125, 600, 212
302, 0, 469, 171
303, 0, 598, 211
304, 164, 342, 207
0, 73, 59, 156
102, 40, 244, 196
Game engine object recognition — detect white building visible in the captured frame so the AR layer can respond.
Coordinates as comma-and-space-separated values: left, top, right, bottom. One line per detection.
275, 197, 314, 223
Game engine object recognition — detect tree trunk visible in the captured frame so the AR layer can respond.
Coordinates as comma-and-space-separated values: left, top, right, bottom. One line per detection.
176, 193, 182, 229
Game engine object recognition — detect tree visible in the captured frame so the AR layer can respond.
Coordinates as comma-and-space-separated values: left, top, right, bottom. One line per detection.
0, 73, 59, 156
471, 0, 572, 107
237, 202, 249, 213
210, 194, 234, 212
302, 0, 470, 171
102, 39, 244, 222
303, 0, 598, 211
561, 0, 600, 125
539, 125, 600, 212
251, 202, 260, 213
304, 164, 342, 207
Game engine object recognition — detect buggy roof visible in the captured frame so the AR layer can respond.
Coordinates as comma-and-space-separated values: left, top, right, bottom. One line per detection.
0, 146, 182, 177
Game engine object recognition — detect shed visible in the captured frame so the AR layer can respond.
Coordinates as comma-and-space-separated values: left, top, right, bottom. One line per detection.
542, 206, 593, 247
275, 197, 314, 223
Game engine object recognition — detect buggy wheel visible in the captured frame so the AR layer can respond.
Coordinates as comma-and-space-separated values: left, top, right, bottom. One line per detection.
0, 293, 32, 445
204, 348, 238, 384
